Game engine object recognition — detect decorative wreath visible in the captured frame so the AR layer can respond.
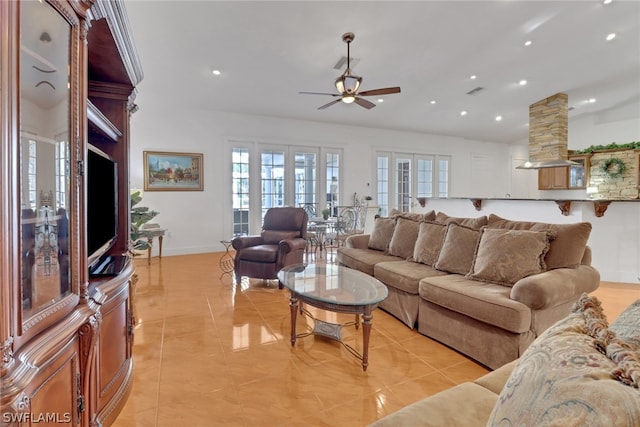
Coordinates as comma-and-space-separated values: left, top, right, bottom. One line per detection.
600, 157, 627, 178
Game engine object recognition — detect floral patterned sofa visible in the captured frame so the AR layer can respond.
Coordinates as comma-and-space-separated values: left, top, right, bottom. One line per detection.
370, 294, 640, 426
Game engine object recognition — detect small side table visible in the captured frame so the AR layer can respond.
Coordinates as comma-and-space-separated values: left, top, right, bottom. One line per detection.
220, 240, 235, 279
139, 228, 167, 264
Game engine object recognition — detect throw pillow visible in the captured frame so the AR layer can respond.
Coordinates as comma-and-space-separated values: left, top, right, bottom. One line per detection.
390, 208, 436, 222
487, 214, 592, 270
434, 223, 481, 275
487, 294, 640, 426
368, 216, 396, 251
435, 212, 488, 229
413, 221, 447, 266
388, 217, 420, 259
467, 228, 554, 286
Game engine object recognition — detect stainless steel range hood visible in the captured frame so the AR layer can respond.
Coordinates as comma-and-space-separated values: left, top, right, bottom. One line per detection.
517, 93, 574, 170
515, 158, 579, 169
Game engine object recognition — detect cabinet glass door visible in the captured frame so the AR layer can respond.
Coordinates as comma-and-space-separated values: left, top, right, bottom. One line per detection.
19, 0, 72, 318
568, 157, 588, 189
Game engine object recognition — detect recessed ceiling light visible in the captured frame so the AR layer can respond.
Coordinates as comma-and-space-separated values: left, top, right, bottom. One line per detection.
606, 33, 616, 41
588, 98, 596, 103
460, 110, 467, 116
470, 75, 477, 80
212, 69, 221, 75
430, 100, 436, 105
603, 0, 613, 4
519, 80, 527, 86
524, 40, 532, 46
495, 115, 502, 121
377, 99, 384, 103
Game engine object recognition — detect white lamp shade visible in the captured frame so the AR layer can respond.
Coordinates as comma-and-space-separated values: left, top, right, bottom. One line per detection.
335, 75, 362, 94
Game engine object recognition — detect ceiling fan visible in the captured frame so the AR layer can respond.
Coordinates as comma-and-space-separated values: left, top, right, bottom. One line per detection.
300, 32, 401, 110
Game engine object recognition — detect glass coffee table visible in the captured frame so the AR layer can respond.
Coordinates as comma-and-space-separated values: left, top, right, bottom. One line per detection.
277, 263, 388, 371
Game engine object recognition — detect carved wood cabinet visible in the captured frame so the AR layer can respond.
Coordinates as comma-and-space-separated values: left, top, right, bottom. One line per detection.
0, 1, 142, 425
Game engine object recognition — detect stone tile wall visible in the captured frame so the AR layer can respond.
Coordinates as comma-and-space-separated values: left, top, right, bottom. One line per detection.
590, 150, 639, 199
529, 93, 568, 162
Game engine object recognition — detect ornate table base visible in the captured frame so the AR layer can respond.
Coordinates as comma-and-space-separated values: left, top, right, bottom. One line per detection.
289, 295, 375, 371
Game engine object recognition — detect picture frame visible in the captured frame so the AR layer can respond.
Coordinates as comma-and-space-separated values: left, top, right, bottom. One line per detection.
143, 151, 204, 191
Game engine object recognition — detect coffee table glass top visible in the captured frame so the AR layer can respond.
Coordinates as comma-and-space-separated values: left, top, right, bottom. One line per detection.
278, 264, 388, 306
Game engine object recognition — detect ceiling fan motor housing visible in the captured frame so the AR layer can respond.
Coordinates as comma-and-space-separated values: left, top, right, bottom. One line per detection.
336, 75, 361, 95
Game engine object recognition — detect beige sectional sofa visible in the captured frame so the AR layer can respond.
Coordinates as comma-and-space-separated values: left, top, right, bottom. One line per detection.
337, 211, 600, 369
370, 294, 640, 426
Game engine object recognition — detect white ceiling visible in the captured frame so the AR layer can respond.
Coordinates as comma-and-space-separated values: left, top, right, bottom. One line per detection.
124, 1, 640, 144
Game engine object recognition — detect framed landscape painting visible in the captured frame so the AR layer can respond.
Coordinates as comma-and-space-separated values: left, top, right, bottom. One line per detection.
144, 151, 204, 191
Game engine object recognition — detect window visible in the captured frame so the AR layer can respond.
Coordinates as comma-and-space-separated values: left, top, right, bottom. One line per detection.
438, 157, 450, 197
416, 157, 433, 198
294, 151, 316, 208
55, 140, 68, 209
231, 144, 341, 235
326, 152, 340, 216
232, 148, 249, 236
395, 156, 411, 212
376, 155, 389, 217
26, 139, 36, 210
375, 151, 450, 212
261, 150, 285, 219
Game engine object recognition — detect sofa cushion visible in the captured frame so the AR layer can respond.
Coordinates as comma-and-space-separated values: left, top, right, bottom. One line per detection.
237, 244, 279, 262
337, 247, 403, 276
434, 223, 482, 275
487, 294, 640, 426
388, 217, 420, 259
369, 382, 498, 427
374, 260, 447, 295
474, 359, 519, 395
419, 275, 531, 333
435, 212, 488, 229
413, 221, 447, 266
486, 214, 591, 270
467, 228, 554, 286
368, 217, 396, 251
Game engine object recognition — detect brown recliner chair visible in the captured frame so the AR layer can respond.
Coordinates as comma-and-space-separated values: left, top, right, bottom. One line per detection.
231, 207, 308, 288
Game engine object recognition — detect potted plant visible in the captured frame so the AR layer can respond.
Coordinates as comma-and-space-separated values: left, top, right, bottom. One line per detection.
321, 208, 331, 220
128, 190, 159, 257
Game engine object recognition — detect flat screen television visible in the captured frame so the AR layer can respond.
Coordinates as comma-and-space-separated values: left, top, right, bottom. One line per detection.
87, 144, 118, 270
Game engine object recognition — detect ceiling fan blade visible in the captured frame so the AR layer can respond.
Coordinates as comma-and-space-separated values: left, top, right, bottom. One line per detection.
354, 97, 376, 109
299, 91, 341, 97
318, 99, 342, 110
357, 87, 401, 97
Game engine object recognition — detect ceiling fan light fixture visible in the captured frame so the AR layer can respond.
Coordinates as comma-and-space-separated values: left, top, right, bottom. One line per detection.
341, 95, 356, 104
335, 74, 361, 94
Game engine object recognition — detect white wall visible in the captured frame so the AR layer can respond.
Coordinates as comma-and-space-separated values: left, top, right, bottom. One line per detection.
129, 106, 510, 255
129, 99, 640, 283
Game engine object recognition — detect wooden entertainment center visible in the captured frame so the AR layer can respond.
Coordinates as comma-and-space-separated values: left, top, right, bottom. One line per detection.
0, 1, 141, 425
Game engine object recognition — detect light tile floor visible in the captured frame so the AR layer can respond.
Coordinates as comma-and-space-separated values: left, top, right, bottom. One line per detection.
112, 253, 639, 427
